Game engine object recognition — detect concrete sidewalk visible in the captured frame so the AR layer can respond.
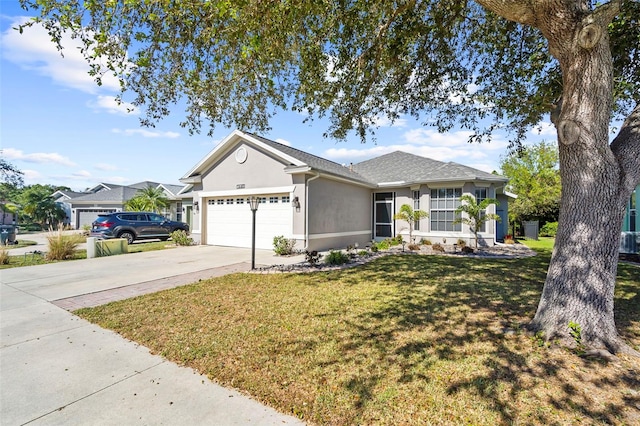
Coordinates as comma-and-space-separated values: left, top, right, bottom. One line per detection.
1, 245, 306, 425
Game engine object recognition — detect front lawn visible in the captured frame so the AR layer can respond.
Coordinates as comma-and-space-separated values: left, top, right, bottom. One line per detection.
76, 252, 640, 425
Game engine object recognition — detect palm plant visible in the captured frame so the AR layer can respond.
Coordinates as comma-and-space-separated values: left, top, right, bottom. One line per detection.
454, 194, 501, 248
393, 204, 429, 243
125, 186, 169, 213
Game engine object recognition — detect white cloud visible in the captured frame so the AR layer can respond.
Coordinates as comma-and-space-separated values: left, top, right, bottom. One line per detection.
1, 16, 121, 94
94, 163, 118, 171
89, 95, 139, 115
366, 115, 408, 128
72, 170, 92, 178
111, 128, 180, 138
22, 169, 43, 181
531, 121, 556, 136
275, 138, 291, 146
2, 148, 76, 166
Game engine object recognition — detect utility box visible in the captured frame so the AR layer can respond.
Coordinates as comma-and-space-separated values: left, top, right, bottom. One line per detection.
524, 221, 539, 241
95, 238, 128, 257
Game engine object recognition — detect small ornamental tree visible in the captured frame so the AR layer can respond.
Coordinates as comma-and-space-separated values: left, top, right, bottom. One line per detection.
393, 204, 429, 244
124, 186, 169, 213
454, 195, 501, 249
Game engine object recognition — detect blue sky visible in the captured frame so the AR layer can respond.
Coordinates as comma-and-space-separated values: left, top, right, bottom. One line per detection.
1, 3, 554, 192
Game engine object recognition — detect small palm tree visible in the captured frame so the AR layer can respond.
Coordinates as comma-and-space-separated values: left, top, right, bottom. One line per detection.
125, 186, 169, 213
454, 194, 501, 248
393, 204, 429, 243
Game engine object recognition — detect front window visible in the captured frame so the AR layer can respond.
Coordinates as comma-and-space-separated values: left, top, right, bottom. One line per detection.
430, 188, 462, 232
475, 188, 488, 233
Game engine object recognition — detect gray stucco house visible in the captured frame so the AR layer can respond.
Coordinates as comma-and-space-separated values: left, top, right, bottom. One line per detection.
53, 182, 192, 230
180, 130, 511, 251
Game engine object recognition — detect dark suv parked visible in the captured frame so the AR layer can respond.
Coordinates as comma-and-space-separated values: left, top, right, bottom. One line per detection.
90, 212, 189, 244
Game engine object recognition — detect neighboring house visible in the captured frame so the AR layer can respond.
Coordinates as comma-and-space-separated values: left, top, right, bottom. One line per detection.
180, 130, 512, 251
621, 184, 639, 253
52, 182, 192, 230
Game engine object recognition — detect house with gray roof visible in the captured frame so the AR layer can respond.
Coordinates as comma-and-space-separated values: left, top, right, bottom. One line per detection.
53, 181, 192, 230
180, 129, 511, 251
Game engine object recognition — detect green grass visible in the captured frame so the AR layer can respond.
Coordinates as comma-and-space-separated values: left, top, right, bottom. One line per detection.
518, 237, 555, 252
4, 239, 38, 249
76, 253, 640, 425
0, 240, 177, 269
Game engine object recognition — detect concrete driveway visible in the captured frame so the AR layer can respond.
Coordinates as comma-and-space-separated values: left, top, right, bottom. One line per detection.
1, 244, 306, 425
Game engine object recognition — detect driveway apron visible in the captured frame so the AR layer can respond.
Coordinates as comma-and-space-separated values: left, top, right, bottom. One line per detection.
1, 245, 305, 425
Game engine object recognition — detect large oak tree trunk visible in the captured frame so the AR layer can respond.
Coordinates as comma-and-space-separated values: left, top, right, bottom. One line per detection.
477, 0, 640, 353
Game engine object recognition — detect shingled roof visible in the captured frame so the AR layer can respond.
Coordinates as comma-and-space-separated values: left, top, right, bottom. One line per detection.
247, 133, 373, 185
352, 151, 507, 185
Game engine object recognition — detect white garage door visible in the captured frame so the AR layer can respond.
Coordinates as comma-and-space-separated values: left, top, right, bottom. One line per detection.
76, 209, 116, 229
206, 194, 293, 249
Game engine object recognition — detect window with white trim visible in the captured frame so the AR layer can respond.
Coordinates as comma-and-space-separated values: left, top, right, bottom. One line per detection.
282, 196, 290, 203
226, 198, 234, 205
236, 198, 244, 204
430, 188, 462, 232
269, 196, 278, 203
475, 188, 488, 232
413, 190, 421, 231
259, 197, 267, 204
216, 199, 224, 205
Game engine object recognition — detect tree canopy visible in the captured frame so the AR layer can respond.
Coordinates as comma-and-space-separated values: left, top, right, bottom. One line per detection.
500, 141, 561, 228
18, 1, 639, 144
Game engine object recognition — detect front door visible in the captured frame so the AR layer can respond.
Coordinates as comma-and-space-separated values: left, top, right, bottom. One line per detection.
374, 192, 394, 240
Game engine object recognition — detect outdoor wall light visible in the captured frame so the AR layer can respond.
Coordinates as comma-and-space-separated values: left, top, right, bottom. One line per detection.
194, 201, 199, 213
292, 196, 300, 209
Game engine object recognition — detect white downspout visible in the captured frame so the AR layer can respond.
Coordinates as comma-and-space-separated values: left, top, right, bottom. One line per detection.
304, 172, 320, 250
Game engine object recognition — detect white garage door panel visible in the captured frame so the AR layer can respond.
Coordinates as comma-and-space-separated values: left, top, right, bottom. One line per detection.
77, 209, 116, 229
206, 195, 292, 249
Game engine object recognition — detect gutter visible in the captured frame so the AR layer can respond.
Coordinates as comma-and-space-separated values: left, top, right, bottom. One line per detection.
304, 172, 321, 250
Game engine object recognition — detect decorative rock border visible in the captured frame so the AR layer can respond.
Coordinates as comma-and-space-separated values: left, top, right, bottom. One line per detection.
253, 243, 537, 274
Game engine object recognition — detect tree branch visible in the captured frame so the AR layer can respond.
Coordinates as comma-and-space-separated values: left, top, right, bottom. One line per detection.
611, 102, 640, 194
473, 0, 536, 25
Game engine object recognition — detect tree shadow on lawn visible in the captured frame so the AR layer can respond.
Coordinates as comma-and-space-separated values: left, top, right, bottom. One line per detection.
323, 254, 640, 425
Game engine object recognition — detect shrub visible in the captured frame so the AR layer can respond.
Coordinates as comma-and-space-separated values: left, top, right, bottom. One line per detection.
431, 242, 445, 252
273, 235, 296, 256
391, 235, 404, 245
408, 243, 420, 251
170, 229, 193, 246
46, 228, 83, 261
504, 234, 515, 244
325, 250, 349, 265
540, 221, 558, 237
376, 240, 390, 250
456, 239, 467, 248
370, 244, 379, 253
304, 250, 322, 265
357, 250, 369, 257
0, 248, 9, 265
420, 238, 432, 245
462, 246, 474, 254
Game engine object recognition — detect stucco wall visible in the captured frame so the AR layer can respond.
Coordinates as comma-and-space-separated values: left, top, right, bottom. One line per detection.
200, 143, 293, 191
306, 177, 371, 251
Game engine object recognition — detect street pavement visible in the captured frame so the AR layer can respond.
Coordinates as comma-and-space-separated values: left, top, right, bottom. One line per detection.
1, 241, 306, 425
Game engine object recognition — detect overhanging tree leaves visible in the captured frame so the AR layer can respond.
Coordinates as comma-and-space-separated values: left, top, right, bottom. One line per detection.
18, 0, 640, 354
